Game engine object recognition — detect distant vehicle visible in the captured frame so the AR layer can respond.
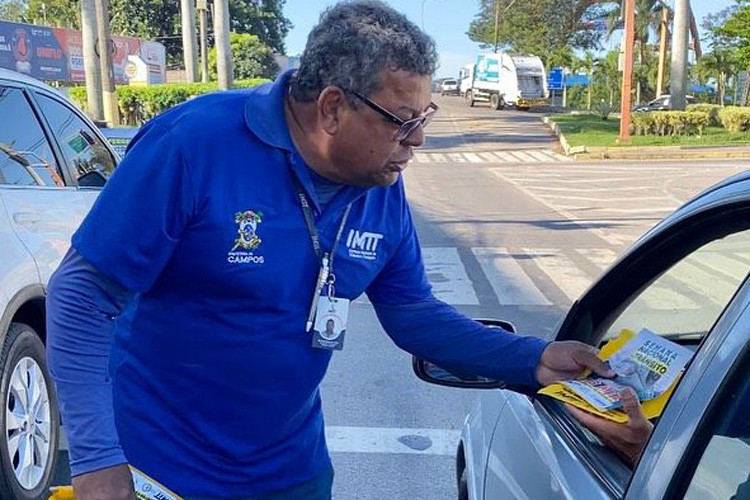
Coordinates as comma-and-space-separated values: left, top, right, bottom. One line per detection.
98, 126, 139, 157
415, 171, 750, 500
459, 64, 474, 98
632, 94, 698, 112
440, 79, 459, 96
461, 53, 548, 110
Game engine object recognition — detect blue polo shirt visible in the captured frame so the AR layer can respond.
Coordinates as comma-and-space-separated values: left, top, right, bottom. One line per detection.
48, 71, 549, 497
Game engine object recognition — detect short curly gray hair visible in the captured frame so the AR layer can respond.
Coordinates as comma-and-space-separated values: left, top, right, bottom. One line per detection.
289, 0, 438, 104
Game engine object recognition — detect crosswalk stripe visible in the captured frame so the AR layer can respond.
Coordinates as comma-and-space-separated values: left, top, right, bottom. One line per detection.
422, 247, 479, 305
669, 260, 738, 307
448, 153, 466, 163
326, 426, 460, 456
509, 151, 537, 163
523, 248, 594, 301
478, 152, 500, 162
430, 153, 448, 162
527, 150, 556, 162
690, 252, 750, 282
463, 152, 483, 163
493, 151, 518, 163
414, 154, 429, 163
576, 248, 618, 270
472, 248, 552, 306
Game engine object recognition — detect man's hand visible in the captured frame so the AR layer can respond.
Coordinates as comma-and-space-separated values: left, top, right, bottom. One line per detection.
566, 388, 654, 468
72, 464, 136, 500
536, 340, 614, 387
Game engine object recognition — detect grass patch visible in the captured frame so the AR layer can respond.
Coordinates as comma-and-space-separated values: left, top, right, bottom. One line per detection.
551, 114, 750, 148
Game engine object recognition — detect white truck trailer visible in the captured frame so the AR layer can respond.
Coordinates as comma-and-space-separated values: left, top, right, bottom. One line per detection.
462, 53, 548, 110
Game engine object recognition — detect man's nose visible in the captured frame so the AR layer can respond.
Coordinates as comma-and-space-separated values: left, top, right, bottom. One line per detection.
402, 124, 426, 148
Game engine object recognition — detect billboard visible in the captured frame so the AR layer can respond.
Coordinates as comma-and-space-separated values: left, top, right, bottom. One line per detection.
0, 20, 165, 84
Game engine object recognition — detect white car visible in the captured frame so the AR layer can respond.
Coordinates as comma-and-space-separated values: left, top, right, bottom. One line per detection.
441, 79, 459, 96
416, 171, 750, 499
0, 68, 117, 499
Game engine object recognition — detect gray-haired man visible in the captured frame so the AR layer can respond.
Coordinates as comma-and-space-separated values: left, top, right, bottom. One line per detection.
47, 1, 613, 498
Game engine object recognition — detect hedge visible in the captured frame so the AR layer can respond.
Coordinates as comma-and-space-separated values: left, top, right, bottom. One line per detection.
631, 111, 710, 137
687, 103, 721, 127
717, 107, 750, 133
68, 79, 269, 126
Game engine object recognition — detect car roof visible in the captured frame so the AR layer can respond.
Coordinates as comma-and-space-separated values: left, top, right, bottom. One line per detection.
0, 68, 61, 95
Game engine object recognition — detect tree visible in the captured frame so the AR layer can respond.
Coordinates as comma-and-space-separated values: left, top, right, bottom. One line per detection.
228, 0, 291, 54
0, 0, 79, 28
717, 2, 750, 69
209, 32, 277, 80
467, 0, 608, 66
0, 0, 26, 22
696, 49, 739, 104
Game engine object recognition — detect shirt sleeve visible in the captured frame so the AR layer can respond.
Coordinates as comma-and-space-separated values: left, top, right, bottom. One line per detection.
374, 297, 550, 388
46, 247, 134, 476
72, 121, 198, 292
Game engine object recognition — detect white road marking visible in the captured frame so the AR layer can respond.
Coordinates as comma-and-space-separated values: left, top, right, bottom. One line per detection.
539, 195, 668, 203
523, 248, 594, 301
576, 248, 619, 271
669, 260, 739, 306
463, 152, 483, 163
326, 426, 460, 456
493, 151, 519, 163
449, 153, 467, 163
690, 252, 750, 282
479, 152, 501, 162
528, 185, 656, 193
422, 247, 480, 305
472, 248, 552, 306
509, 151, 537, 163
430, 153, 448, 163
526, 150, 556, 163
414, 154, 429, 163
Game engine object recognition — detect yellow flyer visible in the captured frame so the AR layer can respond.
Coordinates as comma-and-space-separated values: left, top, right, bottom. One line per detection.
539, 328, 692, 423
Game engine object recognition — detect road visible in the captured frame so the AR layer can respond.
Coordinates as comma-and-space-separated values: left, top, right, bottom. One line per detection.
323, 94, 750, 499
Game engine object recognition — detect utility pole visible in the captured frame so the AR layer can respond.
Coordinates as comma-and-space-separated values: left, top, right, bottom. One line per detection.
619, 0, 635, 142
656, 6, 669, 97
94, 0, 119, 125
213, 0, 232, 89
180, 0, 199, 82
80, 0, 103, 120
670, 0, 690, 110
493, 1, 500, 53
197, 0, 209, 83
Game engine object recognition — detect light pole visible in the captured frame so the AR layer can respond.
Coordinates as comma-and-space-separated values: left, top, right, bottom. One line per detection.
493, 0, 518, 53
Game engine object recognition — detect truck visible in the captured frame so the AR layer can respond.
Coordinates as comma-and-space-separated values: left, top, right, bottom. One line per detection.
460, 53, 548, 110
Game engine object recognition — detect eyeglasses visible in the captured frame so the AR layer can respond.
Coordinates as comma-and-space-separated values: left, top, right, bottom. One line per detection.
349, 90, 438, 143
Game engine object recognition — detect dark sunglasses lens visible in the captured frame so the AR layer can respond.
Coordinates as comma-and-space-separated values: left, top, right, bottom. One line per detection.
395, 118, 423, 142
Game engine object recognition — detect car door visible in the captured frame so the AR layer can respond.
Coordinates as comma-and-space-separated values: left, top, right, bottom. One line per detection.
0, 86, 115, 286
482, 198, 750, 499
0, 84, 79, 289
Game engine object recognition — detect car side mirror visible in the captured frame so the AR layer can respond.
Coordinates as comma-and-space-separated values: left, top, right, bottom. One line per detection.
77, 169, 107, 187
412, 319, 516, 389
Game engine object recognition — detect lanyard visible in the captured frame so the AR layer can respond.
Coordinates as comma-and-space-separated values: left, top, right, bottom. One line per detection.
291, 173, 351, 332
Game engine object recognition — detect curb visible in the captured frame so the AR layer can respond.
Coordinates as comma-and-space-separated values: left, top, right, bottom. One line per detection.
541, 116, 750, 161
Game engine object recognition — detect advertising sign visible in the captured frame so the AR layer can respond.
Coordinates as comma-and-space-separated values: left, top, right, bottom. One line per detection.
0, 20, 165, 84
548, 67, 564, 90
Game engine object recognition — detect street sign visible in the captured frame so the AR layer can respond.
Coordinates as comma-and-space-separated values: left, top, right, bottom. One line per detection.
548, 67, 564, 90
566, 74, 590, 87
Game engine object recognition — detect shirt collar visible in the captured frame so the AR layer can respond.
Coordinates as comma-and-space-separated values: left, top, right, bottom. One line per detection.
244, 69, 296, 152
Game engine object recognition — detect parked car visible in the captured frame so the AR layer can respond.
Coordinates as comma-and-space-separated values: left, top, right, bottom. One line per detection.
98, 126, 139, 157
0, 68, 118, 499
415, 171, 750, 499
441, 79, 459, 96
632, 94, 698, 112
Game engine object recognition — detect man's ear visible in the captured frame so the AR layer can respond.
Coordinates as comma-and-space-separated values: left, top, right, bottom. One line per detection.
317, 86, 348, 135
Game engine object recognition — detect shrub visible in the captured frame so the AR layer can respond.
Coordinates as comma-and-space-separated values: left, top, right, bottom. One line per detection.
717, 107, 750, 132
630, 111, 710, 136
688, 103, 721, 126
67, 79, 269, 126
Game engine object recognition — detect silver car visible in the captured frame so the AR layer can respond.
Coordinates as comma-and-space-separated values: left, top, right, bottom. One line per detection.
416, 171, 750, 499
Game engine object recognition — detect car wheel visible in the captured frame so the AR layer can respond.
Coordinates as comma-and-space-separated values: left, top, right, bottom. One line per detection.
458, 468, 469, 500
0, 323, 59, 500
466, 90, 475, 107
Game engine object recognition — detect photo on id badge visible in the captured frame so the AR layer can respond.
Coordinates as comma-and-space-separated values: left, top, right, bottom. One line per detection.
312, 297, 348, 350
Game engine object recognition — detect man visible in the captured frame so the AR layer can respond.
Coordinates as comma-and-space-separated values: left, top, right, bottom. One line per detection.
47, 2, 613, 498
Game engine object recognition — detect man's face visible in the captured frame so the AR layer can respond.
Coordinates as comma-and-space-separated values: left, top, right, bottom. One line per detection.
330, 70, 433, 187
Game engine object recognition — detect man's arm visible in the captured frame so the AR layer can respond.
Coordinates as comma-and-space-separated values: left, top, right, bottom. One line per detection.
47, 247, 136, 499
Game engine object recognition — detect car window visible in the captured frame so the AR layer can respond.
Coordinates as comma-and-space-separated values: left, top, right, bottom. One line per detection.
0, 87, 63, 187
35, 93, 116, 183
679, 359, 750, 499
602, 229, 750, 345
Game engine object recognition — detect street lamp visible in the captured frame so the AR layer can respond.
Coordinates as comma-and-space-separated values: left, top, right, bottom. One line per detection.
493, 0, 518, 53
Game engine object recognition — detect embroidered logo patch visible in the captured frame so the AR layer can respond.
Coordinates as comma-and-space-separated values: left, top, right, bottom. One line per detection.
228, 210, 265, 265
346, 229, 383, 261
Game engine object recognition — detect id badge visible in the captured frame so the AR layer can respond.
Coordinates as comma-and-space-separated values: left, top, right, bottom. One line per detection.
130, 465, 182, 500
312, 296, 349, 350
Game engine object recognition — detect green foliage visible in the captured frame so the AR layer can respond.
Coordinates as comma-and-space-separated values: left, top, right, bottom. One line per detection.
0, 0, 26, 21
68, 79, 269, 126
208, 32, 278, 81
228, 0, 291, 54
596, 99, 612, 120
0, 0, 78, 28
631, 111, 711, 137
467, 0, 606, 66
717, 107, 750, 132
687, 104, 722, 126
716, 3, 750, 69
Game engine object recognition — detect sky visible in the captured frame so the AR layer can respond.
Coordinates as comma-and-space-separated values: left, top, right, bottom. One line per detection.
284, 0, 737, 79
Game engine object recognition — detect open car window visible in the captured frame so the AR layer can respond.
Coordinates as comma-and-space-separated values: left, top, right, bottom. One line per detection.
539, 206, 750, 497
